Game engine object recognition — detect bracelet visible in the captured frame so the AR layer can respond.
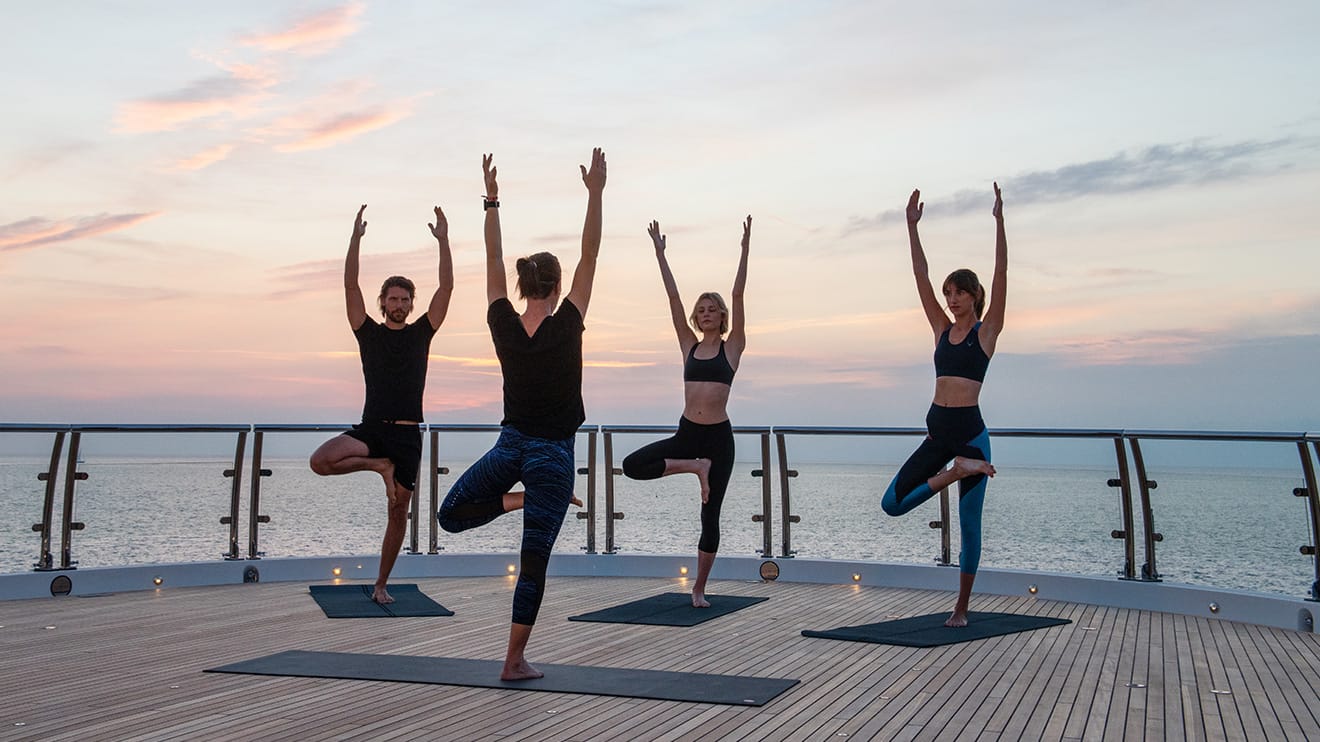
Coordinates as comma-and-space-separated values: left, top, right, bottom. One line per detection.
483, 197, 499, 210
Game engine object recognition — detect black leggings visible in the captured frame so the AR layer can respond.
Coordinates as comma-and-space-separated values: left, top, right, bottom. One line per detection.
622, 417, 735, 553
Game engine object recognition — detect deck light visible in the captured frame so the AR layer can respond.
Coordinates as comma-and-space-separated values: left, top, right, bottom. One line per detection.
758, 561, 779, 581
679, 566, 689, 575
507, 564, 517, 574
331, 567, 342, 577
1208, 602, 1220, 614
851, 573, 861, 582
153, 576, 163, 586
1028, 584, 1038, 594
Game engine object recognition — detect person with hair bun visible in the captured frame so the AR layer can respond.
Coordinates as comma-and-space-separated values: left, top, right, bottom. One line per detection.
881, 183, 1007, 628
621, 216, 750, 608
438, 148, 606, 680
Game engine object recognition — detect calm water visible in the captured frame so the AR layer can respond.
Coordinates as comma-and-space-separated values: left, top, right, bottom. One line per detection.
0, 452, 1311, 598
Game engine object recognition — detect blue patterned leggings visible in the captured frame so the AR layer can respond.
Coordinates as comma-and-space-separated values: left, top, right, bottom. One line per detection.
438, 426, 576, 625
881, 404, 991, 575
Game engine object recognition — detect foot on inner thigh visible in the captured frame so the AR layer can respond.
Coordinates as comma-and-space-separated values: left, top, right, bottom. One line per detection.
506, 489, 583, 509
501, 658, 544, 681
372, 584, 395, 604
950, 456, 995, 480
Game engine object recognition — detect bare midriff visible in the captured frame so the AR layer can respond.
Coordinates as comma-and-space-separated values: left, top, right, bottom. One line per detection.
932, 376, 982, 408
682, 381, 732, 424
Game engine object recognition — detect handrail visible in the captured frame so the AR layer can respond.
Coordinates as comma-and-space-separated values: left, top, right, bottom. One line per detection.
3, 422, 1316, 599
597, 425, 775, 556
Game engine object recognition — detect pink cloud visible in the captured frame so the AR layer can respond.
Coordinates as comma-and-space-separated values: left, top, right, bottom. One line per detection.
173, 142, 239, 171
239, 2, 365, 55
115, 67, 277, 133
272, 103, 416, 152
0, 213, 161, 252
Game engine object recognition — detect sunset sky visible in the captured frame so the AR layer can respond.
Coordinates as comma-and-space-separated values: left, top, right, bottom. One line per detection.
3, 1, 1318, 439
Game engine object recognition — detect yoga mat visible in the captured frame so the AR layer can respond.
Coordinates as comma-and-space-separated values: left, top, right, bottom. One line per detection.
568, 592, 768, 626
801, 611, 1071, 647
308, 584, 454, 618
206, 650, 798, 706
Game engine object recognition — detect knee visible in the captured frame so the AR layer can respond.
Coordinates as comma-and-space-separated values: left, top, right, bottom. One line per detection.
308, 453, 330, 476
621, 453, 660, 480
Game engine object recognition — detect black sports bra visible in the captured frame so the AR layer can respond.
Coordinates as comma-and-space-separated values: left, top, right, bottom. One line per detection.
684, 341, 735, 386
933, 322, 990, 382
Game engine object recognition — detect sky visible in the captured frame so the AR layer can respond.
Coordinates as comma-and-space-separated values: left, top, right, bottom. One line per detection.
3, 1, 1319, 450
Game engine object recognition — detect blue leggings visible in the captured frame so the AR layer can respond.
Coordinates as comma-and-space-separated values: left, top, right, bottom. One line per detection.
437, 426, 575, 625
881, 404, 991, 575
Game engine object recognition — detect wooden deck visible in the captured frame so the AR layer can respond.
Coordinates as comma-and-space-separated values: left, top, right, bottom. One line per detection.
2, 575, 1318, 741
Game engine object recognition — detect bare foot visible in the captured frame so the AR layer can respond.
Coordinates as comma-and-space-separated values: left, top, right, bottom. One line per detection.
501, 659, 544, 681
950, 456, 996, 480
372, 585, 395, 604
694, 458, 711, 504
378, 461, 404, 506
571, 495, 583, 507
944, 611, 968, 628
691, 591, 710, 608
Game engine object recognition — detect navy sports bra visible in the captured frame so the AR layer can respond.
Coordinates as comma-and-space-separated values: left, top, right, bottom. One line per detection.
684, 341, 736, 386
933, 322, 990, 382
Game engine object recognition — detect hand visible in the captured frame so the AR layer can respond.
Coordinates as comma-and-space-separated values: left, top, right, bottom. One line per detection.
648, 220, 666, 252
429, 205, 448, 241
992, 182, 1003, 220
906, 190, 923, 225
580, 147, 606, 192
353, 204, 368, 239
741, 215, 752, 250
482, 154, 498, 199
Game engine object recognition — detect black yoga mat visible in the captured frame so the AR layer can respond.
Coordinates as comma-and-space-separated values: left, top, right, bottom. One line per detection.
568, 592, 768, 626
308, 584, 454, 618
206, 650, 798, 706
801, 611, 1071, 647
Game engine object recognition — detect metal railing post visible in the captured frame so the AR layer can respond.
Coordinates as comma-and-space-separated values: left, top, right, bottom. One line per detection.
58, 431, 87, 570
933, 488, 952, 566
1126, 437, 1162, 581
247, 431, 271, 559
1107, 437, 1137, 580
221, 430, 247, 560
773, 432, 799, 558
32, 431, 66, 571
756, 433, 773, 557
576, 429, 598, 554
1298, 440, 1320, 601
603, 432, 619, 554
428, 428, 442, 554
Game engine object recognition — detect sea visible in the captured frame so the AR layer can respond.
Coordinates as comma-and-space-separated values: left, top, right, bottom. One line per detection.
1, 433, 1313, 599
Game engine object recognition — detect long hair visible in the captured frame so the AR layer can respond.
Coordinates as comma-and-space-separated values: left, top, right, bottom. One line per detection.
515, 252, 562, 300
942, 269, 985, 318
689, 291, 730, 335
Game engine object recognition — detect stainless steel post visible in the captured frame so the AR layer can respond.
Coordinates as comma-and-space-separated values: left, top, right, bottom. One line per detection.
1299, 441, 1320, 601
774, 433, 799, 558
1109, 437, 1137, 580
33, 431, 66, 571
1127, 437, 1161, 581
222, 431, 247, 560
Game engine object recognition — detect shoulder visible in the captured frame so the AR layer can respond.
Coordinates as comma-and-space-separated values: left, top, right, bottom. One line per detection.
556, 299, 584, 328
488, 298, 516, 321
354, 316, 379, 336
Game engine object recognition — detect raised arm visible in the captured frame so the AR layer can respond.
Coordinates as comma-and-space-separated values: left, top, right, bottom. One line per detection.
906, 189, 951, 336
649, 220, 698, 353
344, 204, 368, 330
726, 215, 751, 361
564, 147, 606, 317
426, 205, 455, 329
482, 154, 507, 305
978, 183, 1008, 353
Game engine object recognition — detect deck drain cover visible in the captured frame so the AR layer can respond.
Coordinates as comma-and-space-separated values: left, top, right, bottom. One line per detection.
50, 575, 72, 596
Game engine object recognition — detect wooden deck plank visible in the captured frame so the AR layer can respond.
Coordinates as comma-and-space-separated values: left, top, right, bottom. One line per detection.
1, 576, 1318, 741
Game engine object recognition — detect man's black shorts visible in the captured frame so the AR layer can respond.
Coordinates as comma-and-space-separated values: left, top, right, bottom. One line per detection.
345, 422, 423, 491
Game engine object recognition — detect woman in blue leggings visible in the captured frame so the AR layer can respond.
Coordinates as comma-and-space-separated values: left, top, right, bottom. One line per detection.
882, 183, 1007, 628
438, 149, 605, 680
622, 216, 750, 608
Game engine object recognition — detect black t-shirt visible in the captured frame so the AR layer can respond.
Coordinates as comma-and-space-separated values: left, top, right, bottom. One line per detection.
488, 298, 585, 440
354, 314, 438, 422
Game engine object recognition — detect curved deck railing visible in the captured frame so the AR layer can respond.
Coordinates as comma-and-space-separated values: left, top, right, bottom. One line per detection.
3, 422, 1318, 601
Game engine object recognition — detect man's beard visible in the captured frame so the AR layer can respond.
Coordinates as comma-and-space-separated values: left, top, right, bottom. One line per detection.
387, 309, 408, 323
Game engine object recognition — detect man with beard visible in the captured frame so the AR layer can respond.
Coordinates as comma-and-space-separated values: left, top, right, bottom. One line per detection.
310, 203, 453, 604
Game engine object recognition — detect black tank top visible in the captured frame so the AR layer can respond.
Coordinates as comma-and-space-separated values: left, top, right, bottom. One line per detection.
933, 322, 990, 382
684, 341, 735, 386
